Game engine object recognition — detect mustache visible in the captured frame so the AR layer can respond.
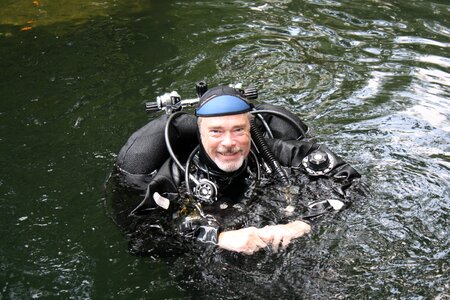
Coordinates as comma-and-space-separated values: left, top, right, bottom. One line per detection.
217, 146, 242, 154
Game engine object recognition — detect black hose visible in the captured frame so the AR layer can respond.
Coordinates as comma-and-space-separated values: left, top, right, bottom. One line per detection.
164, 111, 187, 173
250, 118, 290, 186
185, 145, 200, 201
250, 109, 307, 140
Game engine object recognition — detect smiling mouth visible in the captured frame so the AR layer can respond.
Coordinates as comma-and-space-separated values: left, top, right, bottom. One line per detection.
218, 150, 242, 159
220, 152, 239, 156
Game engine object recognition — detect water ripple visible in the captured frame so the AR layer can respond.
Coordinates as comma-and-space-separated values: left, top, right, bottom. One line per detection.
3, 0, 449, 298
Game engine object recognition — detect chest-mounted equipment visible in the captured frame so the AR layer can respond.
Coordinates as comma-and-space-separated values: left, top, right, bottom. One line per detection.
193, 178, 218, 204
302, 150, 335, 176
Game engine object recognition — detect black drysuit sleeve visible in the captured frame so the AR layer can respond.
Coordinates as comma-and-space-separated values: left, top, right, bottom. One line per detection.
267, 138, 361, 189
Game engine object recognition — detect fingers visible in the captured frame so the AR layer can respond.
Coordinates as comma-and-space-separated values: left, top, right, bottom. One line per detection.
281, 236, 292, 250
273, 231, 285, 253
242, 248, 255, 255
291, 221, 311, 237
256, 221, 311, 252
256, 226, 274, 244
218, 227, 268, 255
256, 226, 282, 253
242, 237, 267, 255
247, 227, 267, 251
255, 236, 267, 249
218, 222, 311, 255
303, 223, 312, 234
258, 225, 289, 252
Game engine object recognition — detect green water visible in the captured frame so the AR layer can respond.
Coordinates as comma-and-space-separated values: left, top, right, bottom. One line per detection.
1, 0, 449, 298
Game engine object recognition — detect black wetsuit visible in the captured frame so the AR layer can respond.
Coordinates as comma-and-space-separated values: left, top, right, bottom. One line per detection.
114, 104, 361, 247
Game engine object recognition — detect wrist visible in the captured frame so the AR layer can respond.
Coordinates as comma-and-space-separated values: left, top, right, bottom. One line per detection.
218, 231, 224, 244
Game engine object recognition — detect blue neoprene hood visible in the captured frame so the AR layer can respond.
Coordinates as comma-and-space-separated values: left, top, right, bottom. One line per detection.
195, 95, 252, 117
195, 85, 253, 117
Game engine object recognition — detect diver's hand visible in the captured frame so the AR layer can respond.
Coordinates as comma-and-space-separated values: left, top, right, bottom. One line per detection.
257, 221, 311, 252
218, 227, 267, 255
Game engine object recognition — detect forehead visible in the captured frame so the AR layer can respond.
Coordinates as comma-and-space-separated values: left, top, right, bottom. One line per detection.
200, 114, 250, 129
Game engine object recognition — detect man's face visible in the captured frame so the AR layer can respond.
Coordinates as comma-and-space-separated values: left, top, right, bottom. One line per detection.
199, 113, 251, 172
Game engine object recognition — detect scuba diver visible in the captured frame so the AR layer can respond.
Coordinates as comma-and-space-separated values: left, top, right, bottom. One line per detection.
112, 83, 361, 255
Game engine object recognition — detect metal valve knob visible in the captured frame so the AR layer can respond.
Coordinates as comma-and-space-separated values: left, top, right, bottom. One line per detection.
302, 149, 335, 176
307, 150, 330, 171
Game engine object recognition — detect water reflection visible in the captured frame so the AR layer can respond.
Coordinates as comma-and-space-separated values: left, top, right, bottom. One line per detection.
1, 0, 449, 298
405, 67, 450, 131
1, 0, 112, 27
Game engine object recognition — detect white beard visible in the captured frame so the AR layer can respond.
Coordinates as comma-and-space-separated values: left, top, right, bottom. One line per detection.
213, 154, 245, 172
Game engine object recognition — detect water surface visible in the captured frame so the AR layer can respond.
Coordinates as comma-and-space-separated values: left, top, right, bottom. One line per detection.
1, 0, 449, 298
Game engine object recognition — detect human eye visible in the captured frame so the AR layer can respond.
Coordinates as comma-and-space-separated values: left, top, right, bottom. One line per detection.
209, 129, 222, 136
231, 127, 245, 136
233, 127, 245, 135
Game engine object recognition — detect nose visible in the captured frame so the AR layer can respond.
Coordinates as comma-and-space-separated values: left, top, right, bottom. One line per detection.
221, 131, 236, 147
